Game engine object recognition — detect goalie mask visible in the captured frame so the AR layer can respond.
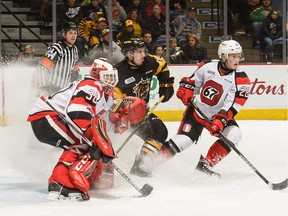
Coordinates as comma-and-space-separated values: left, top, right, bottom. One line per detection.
90, 58, 118, 94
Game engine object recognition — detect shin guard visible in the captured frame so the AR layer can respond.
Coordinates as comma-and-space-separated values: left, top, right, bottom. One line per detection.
205, 139, 231, 167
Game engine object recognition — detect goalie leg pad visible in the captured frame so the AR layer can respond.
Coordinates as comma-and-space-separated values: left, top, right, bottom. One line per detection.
91, 116, 116, 159
50, 150, 80, 189
90, 162, 115, 189
69, 153, 96, 194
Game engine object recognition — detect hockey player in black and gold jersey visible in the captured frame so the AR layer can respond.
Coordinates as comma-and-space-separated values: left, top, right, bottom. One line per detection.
114, 37, 175, 177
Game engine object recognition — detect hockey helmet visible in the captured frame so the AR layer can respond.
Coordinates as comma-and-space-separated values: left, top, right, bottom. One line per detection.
121, 37, 146, 56
218, 40, 244, 61
90, 58, 118, 88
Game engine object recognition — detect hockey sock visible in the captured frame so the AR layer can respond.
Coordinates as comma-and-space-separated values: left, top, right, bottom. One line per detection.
205, 139, 231, 167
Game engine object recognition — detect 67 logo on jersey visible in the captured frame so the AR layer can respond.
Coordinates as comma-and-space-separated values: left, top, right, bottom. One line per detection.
200, 80, 223, 106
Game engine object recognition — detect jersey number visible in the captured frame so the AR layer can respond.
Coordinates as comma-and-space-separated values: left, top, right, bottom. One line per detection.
86, 89, 99, 104
200, 80, 223, 106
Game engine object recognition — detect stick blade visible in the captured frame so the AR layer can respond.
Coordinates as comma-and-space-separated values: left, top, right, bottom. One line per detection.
269, 178, 288, 190
140, 184, 153, 197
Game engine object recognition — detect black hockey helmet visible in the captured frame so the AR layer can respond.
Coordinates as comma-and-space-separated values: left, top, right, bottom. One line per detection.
62, 22, 78, 33
121, 37, 146, 56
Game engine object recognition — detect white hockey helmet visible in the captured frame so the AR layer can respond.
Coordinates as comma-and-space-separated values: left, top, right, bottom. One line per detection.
90, 58, 118, 88
218, 40, 244, 61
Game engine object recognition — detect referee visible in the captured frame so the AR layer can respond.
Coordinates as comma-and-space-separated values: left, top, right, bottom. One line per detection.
36, 22, 80, 96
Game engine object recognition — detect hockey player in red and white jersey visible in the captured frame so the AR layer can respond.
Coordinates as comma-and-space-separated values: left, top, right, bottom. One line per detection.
27, 58, 146, 200
163, 39, 251, 176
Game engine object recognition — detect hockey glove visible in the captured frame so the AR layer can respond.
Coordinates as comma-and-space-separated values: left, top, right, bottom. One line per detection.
176, 77, 195, 106
207, 110, 228, 136
159, 77, 175, 102
109, 97, 146, 133
114, 114, 130, 134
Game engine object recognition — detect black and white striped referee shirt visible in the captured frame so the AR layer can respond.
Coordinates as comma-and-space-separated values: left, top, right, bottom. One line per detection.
37, 40, 79, 93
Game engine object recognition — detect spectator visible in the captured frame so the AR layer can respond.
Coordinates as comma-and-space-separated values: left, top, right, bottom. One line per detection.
227, 0, 258, 36
142, 30, 155, 53
103, 0, 127, 41
125, 0, 147, 21
81, 0, 107, 19
171, 6, 202, 47
146, 4, 167, 45
116, 20, 136, 45
78, 10, 99, 51
31, 0, 64, 25
272, 22, 288, 62
261, 9, 282, 62
57, 0, 83, 32
18, 44, 39, 66
250, 0, 273, 48
164, 37, 184, 64
169, 0, 187, 21
86, 29, 124, 65
38, 0, 49, 25
151, 44, 164, 58
146, 0, 166, 17
88, 17, 108, 48
126, 8, 145, 38
182, 34, 209, 64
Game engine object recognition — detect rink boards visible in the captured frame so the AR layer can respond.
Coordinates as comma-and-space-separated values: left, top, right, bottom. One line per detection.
0, 64, 287, 125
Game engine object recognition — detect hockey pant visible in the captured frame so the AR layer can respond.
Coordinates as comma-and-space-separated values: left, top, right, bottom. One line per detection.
168, 104, 242, 167
31, 115, 78, 149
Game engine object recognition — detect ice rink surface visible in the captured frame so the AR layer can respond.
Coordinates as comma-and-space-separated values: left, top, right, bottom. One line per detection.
0, 119, 287, 216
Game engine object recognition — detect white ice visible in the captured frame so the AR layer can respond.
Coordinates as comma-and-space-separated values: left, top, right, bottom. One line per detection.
0, 119, 287, 216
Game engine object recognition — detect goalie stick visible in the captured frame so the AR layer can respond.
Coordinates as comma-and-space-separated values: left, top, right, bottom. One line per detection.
116, 95, 165, 154
191, 100, 288, 190
40, 96, 153, 197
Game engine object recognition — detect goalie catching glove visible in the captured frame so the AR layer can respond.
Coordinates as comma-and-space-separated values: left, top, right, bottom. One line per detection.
176, 77, 195, 106
109, 97, 146, 134
159, 77, 174, 102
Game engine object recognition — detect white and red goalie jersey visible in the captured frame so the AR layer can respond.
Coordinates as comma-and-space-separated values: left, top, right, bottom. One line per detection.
28, 76, 115, 139
193, 61, 251, 120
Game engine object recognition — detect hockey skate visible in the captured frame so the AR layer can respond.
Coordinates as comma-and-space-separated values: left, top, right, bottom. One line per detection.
130, 155, 152, 177
196, 157, 220, 178
47, 182, 89, 201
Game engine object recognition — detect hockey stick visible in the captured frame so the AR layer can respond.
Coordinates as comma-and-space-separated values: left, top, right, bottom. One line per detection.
40, 96, 153, 197
191, 100, 288, 190
116, 95, 165, 154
